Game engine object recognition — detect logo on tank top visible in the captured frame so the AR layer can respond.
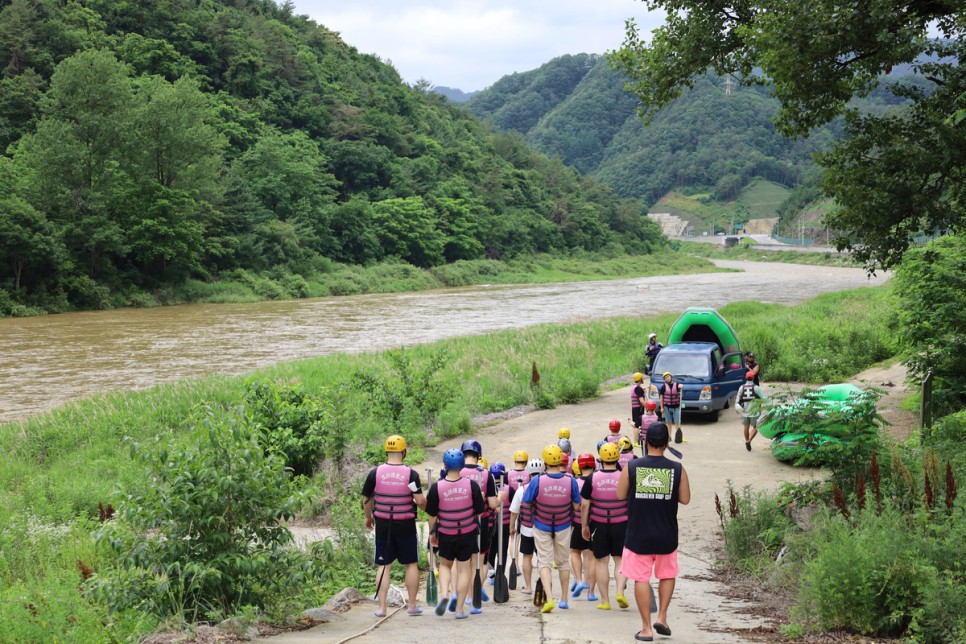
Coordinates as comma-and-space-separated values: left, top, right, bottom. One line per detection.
634, 468, 673, 499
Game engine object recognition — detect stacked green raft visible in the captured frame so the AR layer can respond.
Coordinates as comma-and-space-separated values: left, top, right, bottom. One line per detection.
667, 307, 742, 368
762, 383, 871, 463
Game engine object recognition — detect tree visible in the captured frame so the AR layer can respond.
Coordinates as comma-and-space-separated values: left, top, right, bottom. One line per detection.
370, 196, 445, 267
610, 1, 965, 268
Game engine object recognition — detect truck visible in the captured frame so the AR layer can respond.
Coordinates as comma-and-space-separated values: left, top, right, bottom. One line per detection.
648, 307, 746, 421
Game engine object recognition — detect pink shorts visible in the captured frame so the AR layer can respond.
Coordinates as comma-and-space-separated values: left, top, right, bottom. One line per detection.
620, 547, 679, 583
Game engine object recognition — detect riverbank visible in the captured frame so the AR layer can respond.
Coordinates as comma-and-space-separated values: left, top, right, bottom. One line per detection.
0, 284, 898, 641
676, 239, 859, 267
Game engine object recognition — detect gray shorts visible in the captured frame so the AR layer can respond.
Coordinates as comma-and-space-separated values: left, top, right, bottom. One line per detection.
741, 414, 760, 427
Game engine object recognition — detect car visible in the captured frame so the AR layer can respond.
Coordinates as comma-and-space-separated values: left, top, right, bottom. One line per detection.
648, 341, 746, 421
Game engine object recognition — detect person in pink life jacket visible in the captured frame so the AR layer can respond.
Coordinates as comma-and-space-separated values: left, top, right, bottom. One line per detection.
631, 372, 648, 430
510, 457, 544, 594
427, 448, 485, 619
618, 436, 635, 469
569, 453, 599, 602
603, 419, 631, 446
506, 449, 531, 577
522, 445, 582, 614
362, 435, 428, 618
637, 400, 660, 452
485, 462, 513, 585
658, 371, 684, 444
459, 439, 505, 611
581, 442, 630, 611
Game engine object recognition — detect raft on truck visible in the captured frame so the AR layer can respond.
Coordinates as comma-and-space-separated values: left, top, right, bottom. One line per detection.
648, 307, 746, 421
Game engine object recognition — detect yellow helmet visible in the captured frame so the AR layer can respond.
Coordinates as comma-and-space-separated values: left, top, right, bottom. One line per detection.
662, 371, 672, 378
479, 456, 489, 469
513, 449, 529, 463
633, 372, 644, 383
384, 435, 407, 453
572, 459, 581, 476
558, 428, 571, 439
542, 444, 564, 466
618, 436, 633, 452
599, 443, 620, 463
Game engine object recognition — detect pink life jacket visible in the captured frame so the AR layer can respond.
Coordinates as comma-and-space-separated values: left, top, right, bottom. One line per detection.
604, 434, 622, 444
619, 451, 634, 469
436, 477, 477, 536
461, 465, 493, 520
507, 469, 531, 492
372, 463, 416, 521
520, 500, 534, 529
532, 474, 573, 529
631, 383, 643, 409
500, 486, 514, 525
573, 477, 587, 525
662, 382, 681, 407
588, 469, 627, 524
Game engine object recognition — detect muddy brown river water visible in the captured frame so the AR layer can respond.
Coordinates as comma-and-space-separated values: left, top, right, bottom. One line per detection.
0, 260, 884, 422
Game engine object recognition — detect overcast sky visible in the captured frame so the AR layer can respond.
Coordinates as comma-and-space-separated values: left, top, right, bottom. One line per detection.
294, 1, 666, 92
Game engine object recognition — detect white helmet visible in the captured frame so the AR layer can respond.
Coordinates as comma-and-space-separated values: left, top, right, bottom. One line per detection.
526, 458, 545, 476
648, 333, 657, 340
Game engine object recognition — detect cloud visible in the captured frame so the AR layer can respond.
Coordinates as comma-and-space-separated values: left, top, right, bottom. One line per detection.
295, 0, 665, 91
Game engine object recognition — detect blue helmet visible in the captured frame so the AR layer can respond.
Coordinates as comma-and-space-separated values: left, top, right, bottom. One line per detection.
597, 440, 607, 454
489, 461, 506, 478
460, 439, 482, 456
443, 448, 465, 472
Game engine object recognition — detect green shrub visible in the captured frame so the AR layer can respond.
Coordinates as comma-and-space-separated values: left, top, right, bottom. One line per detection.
551, 368, 599, 404
718, 484, 796, 574
88, 409, 317, 621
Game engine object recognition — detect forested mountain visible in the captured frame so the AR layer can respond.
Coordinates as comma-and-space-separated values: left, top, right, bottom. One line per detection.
466, 55, 909, 204
431, 86, 477, 103
0, 0, 659, 315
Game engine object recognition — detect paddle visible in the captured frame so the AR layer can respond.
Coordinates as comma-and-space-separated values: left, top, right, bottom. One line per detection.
425, 468, 438, 607
473, 526, 483, 609
508, 515, 518, 590
493, 476, 509, 603
532, 578, 546, 608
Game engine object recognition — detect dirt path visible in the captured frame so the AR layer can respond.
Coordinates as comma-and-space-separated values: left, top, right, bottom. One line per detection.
265, 363, 915, 644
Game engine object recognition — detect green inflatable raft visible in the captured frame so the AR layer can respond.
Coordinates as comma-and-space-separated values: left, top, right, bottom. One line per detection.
759, 383, 871, 440
770, 432, 846, 462
667, 307, 742, 367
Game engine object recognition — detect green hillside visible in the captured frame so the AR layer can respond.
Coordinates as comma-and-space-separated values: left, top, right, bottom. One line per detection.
0, 3, 660, 316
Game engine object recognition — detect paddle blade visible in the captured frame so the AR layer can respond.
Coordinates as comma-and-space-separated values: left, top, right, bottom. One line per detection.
472, 571, 483, 609
508, 558, 517, 590
494, 570, 509, 603
649, 583, 657, 613
533, 578, 546, 608
427, 555, 438, 605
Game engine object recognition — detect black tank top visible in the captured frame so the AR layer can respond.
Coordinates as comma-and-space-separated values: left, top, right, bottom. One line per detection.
624, 455, 682, 555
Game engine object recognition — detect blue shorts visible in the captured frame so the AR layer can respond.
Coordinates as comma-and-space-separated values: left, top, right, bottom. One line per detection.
374, 530, 419, 566
663, 406, 681, 424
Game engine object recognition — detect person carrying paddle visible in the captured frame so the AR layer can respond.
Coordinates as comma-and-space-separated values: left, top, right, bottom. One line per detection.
362, 435, 428, 618
631, 373, 648, 429
617, 422, 691, 642
657, 371, 684, 444
569, 453, 598, 601
485, 462, 512, 585
581, 442, 630, 612
459, 439, 504, 611
426, 449, 486, 620
509, 457, 543, 594
521, 445, 582, 613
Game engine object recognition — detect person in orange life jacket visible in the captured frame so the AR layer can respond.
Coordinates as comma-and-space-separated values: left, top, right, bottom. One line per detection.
459, 439, 504, 608
645, 333, 663, 375
485, 462, 513, 580
658, 372, 684, 444
426, 448, 486, 620
569, 453, 599, 602
509, 457, 544, 594
618, 436, 635, 470
521, 444, 582, 613
744, 351, 761, 386
735, 371, 768, 452
631, 373, 648, 429
362, 435, 428, 618
581, 442, 630, 612
617, 422, 691, 642
637, 401, 660, 453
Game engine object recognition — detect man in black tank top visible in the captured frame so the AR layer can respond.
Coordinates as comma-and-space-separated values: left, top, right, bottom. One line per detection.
616, 423, 691, 642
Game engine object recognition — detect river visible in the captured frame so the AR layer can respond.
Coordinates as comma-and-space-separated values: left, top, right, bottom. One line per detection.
0, 260, 883, 422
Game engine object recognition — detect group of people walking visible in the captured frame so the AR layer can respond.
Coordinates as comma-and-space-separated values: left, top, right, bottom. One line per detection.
363, 420, 690, 641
